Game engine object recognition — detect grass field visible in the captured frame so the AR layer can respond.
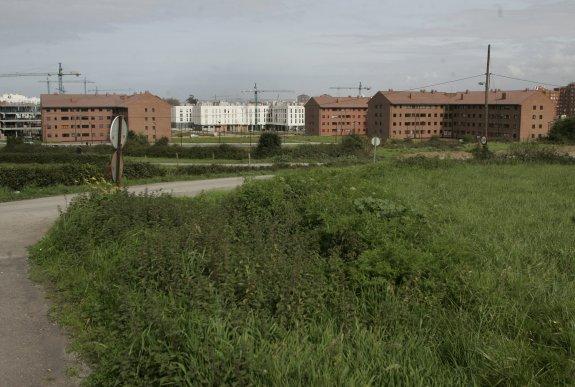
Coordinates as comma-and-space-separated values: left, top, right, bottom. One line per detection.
30, 159, 575, 385
171, 134, 338, 144
0, 171, 269, 203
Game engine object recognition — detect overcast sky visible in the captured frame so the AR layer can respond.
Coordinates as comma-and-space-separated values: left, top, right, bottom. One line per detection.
1, 0, 573, 101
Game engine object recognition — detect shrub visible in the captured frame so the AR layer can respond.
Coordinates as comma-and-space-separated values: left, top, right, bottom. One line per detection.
127, 130, 149, 146
254, 131, 282, 157
341, 134, 365, 152
548, 117, 575, 143
501, 142, 572, 163
0, 164, 102, 190
5, 136, 24, 149
0, 153, 109, 165
123, 162, 167, 179
470, 144, 494, 160
154, 137, 170, 146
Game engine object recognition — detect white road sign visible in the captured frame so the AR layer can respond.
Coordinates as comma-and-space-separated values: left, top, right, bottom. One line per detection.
371, 137, 381, 147
110, 116, 128, 149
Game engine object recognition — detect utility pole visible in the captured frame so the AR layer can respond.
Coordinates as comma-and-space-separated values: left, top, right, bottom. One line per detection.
484, 44, 491, 144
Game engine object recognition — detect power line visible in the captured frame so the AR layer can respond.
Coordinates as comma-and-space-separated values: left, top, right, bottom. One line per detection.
404, 74, 485, 91
491, 74, 563, 88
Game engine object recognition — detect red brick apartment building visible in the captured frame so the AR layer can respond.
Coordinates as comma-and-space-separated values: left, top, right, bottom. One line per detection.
367, 89, 555, 141
557, 83, 575, 118
305, 95, 369, 136
41, 92, 171, 143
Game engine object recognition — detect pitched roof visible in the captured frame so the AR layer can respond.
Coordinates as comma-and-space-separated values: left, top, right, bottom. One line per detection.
40, 92, 169, 108
307, 95, 370, 108
373, 90, 547, 106
40, 94, 128, 108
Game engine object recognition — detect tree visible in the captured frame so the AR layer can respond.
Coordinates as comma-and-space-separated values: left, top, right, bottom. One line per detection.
186, 95, 198, 105
255, 132, 282, 157
127, 130, 149, 146
549, 117, 575, 143
163, 97, 181, 106
341, 134, 365, 152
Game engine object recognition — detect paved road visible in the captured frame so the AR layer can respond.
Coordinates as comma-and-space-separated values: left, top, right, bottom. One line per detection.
0, 177, 266, 386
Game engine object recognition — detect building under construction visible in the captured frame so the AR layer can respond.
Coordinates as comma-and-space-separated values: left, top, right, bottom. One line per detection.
0, 94, 41, 139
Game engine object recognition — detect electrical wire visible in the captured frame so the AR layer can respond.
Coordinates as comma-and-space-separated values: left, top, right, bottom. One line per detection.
491, 74, 563, 88
404, 74, 485, 91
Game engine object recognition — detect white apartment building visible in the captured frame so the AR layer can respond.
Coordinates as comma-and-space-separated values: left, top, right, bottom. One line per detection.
268, 101, 305, 131
172, 101, 304, 133
0, 94, 41, 139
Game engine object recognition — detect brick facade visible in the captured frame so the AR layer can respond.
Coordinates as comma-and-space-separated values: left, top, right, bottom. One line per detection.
557, 83, 575, 118
305, 95, 369, 136
367, 90, 555, 141
41, 92, 171, 144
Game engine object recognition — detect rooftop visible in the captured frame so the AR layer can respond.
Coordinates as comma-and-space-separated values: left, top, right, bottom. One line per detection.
307, 95, 370, 108
40, 92, 165, 108
373, 89, 548, 106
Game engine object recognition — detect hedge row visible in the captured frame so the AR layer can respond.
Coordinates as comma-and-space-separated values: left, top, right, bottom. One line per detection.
124, 143, 249, 160
0, 153, 109, 165
0, 164, 102, 190
174, 163, 295, 176
0, 162, 295, 190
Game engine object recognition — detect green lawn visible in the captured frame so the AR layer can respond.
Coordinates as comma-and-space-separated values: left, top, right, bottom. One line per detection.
171, 134, 338, 144
0, 171, 270, 203
30, 159, 575, 385
125, 156, 273, 165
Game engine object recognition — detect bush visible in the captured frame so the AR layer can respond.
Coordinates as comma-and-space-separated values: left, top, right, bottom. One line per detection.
5, 136, 24, 149
0, 152, 109, 165
254, 131, 282, 157
127, 130, 149, 146
470, 144, 494, 160
123, 162, 167, 179
0, 164, 102, 190
341, 134, 365, 152
548, 117, 575, 143
501, 142, 573, 163
154, 137, 170, 146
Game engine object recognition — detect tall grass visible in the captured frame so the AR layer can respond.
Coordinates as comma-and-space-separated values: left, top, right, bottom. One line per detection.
30, 161, 575, 385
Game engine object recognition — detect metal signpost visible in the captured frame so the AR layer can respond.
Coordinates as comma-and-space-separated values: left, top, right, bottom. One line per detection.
110, 116, 128, 186
371, 136, 381, 164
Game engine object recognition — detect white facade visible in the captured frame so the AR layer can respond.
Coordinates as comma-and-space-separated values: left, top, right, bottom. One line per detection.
0, 94, 40, 104
172, 101, 304, 132
268, 101, 305, 131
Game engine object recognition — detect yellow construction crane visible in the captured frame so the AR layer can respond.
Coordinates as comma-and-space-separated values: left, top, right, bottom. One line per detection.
0, 63, 81, 94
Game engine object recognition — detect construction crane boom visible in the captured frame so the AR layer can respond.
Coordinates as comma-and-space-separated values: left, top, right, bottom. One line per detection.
38, 77, 95, 94
330, 81, 372, 97
89, 87, 134, 95
0, 63, 81, 94
240, 83, 294, 131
